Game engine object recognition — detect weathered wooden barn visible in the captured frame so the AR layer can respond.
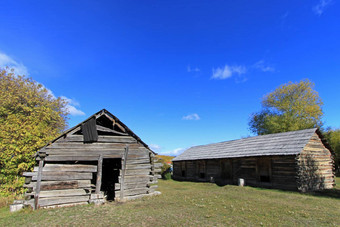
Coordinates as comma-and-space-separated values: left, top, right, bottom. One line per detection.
173, 128, 335, 191
21, 109, 161, 209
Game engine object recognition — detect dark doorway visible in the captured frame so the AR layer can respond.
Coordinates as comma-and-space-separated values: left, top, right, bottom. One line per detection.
221, 160, 232, 180
257, 158, 271, 183
101, 158, 121, 201
197, 161, 206, 179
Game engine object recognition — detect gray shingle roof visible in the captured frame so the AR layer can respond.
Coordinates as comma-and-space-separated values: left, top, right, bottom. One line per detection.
173, 128, 318, 161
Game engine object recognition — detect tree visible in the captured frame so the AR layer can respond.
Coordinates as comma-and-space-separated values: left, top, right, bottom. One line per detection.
249, 79, 323, 135
0, 68, 69, 195
324, 128, 340, 173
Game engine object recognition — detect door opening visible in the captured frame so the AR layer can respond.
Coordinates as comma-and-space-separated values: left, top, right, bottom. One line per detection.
257, 158, 271, 183
101, 158, 121, 201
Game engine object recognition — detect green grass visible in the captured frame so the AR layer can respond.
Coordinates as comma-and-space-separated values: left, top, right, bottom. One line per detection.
0, 178, 339, 226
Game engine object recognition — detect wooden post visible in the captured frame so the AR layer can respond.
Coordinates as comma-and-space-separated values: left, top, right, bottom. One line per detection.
120, 145, 129, 200
34, 158, 44, 210
95, 155, 103, 194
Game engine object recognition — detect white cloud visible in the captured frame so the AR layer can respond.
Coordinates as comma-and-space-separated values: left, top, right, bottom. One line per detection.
159, 147, 186, 156
253, 60, 275, 72
65, 105, 86, 116
0, 52, 28, 76
149, 144, 161, 152
60, 96, 86, 116
211, 64, 246, 80
182, 113, 200, 120
313, 0, 333, 16
0, 51, 85, 117
187, 65, 200, 72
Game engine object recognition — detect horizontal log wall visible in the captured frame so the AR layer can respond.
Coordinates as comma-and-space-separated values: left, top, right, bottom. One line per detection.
115, 146, 156, 201
297, 132, 335, 191
173, 155, 299, 190
173, 161, 182, 178
232, 158, 256, 186
24, 163, 94, 208
24, 131, 157, 207
270, 156, 297, 190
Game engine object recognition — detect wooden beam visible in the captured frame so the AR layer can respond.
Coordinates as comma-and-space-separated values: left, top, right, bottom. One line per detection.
37, 189, 88, 198
101, 113, 126, 133
27, 195, 90, 207
114, 123, 126, 133
32, 172, 93, 181
96, 125, 128, 136
120, 146, 129, 200
95, 155, 103, 194
34, 164, 97, 173
24, 180, 92, 191
44, 150, 124, 157
61, 135, 136, 143
44, 155, 121, 162
68, 126, 81, 135
34, 159, 44, 210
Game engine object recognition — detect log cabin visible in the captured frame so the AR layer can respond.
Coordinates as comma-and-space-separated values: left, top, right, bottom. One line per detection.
20, 109, 161, 209
173, 128, 335, 192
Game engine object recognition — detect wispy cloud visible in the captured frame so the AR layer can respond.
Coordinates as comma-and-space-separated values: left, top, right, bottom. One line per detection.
60, 96, 86, 116
282, 11, 289, 20
211, 64, 246, 80
313, 0, 333, 16
187, 65, 200, 72
253, 60, 275, 72
149, 144, 162, 152
150, 144, 185, 156
182, 113, 200, 120
161, 147, 186, 156
0, 52, 28, 75
0, 51, 85, 117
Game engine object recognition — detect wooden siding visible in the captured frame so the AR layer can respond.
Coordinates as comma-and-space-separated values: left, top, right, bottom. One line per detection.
23, 110, 158, 208
173, 129, 335, 192
296, 132, 335, 191
173, 155, 299, 190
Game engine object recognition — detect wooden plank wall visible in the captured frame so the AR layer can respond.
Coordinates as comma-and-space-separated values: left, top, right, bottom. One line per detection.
297, 132, 335, 191
271, 156, 297, 190
172, 161, 182, 178
23, 163, 95, 208
115, 147, 160, 201
232, 157, 257, 186
23, 132, 158, 207
173, 155, 299, 190
206, 160, 220, 181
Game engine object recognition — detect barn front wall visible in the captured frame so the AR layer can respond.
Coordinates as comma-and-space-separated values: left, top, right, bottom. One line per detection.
173, 155, 299, 190
22, 110, 161, 209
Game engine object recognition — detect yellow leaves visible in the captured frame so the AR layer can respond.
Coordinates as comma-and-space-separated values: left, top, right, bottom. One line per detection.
250, 79, 324, 135
0, 67, 69, 195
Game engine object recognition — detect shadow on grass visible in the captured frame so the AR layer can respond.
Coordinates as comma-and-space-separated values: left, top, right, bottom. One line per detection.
174, 178, 340, 200
306, 188, 340, 199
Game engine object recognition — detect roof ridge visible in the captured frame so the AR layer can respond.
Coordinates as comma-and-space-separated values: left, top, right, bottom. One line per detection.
188, 128, 317, 150
173, 128, 318, 161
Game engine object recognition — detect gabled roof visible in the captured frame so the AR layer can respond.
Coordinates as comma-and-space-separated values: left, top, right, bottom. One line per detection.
38, 109, 154, 154
173, 128, 327, 161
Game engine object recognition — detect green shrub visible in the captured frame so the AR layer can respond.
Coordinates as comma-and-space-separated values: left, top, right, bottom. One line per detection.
163, 172, 172, 180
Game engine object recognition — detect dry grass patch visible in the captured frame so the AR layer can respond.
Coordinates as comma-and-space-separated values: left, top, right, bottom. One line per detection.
0, 178, 339, 226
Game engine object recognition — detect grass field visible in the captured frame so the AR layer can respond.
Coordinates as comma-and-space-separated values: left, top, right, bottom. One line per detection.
0, 178, 339, 226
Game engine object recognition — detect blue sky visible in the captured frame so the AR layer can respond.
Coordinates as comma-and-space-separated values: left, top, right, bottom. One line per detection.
0, 0, 339, 155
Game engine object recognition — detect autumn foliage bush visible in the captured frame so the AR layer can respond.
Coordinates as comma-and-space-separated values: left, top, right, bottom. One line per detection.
0, 68, 68, 196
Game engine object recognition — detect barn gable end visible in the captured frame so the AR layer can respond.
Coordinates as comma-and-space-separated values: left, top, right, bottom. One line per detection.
22, 109, 161, 209
297, 132, 335, 191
